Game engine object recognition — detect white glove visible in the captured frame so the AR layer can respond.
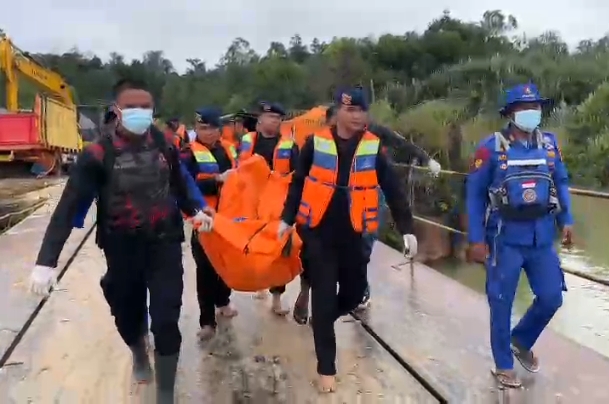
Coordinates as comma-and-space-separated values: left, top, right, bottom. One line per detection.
215, 169, 235, 183
427, 159, 441, 177
277, 220, 291, 239
192, 210, 214, 233
29, 265, 58, 296
403, 234, 418, 258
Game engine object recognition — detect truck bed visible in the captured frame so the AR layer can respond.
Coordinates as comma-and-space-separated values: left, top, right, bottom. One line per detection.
0, 113, 40, 150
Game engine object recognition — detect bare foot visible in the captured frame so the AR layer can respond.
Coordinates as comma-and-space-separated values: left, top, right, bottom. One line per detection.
271, 295, 290, 316
253, 290, 268, 300
197, 326, 216, 341
317, 375, 337, 393
217, 305, 238, 318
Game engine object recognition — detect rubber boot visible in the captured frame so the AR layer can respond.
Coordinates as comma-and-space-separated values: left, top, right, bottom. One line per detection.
155, 352, 179, 403
129, 339, 153, 383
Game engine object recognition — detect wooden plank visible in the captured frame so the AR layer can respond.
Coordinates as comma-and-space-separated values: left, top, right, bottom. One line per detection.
0, 233, 437, 403
0, 181, 96, 357
364, 242, 609, 403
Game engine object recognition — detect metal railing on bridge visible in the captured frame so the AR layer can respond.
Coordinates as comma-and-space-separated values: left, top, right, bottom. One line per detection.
382, 139, 609, 288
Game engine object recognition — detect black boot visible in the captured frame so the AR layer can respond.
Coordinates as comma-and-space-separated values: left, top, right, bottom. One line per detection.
155, 352, 179, 403
129, 339, 152, 383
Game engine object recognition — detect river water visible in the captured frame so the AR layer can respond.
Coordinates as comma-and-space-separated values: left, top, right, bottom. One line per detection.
432, 194, 609, 358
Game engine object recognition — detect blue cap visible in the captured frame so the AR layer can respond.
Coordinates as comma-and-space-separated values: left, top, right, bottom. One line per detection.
334, 87, 368, 111
499, 83, 551, 115
257, 101, 286, 116
195, 107, 222, 127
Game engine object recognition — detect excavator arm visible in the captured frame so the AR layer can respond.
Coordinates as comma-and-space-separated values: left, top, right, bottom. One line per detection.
0, 34, 73, 111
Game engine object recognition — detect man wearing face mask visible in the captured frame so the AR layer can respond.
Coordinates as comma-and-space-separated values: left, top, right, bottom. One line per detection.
181, 107, 239, 341
239, 101, 299, 315
466, 84, 573, 388
28, 78, 213, 403
278, 88, 417, 393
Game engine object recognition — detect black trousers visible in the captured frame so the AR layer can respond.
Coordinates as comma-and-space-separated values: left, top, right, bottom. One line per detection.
191, 232, 232, 328
101, 235, 184, 356
306, 231, 368, 376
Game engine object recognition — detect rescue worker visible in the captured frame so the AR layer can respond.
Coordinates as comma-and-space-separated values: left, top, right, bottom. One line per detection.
239, 101, 299, 315
182, 107, 239, 340
29, 78, 214, 403
279, 88, 418, 392
292, 105, 338, 323
166, 117, 189, 149
360, 118, 442, 309
466, 83, 573, 388
221, 111, 248, 149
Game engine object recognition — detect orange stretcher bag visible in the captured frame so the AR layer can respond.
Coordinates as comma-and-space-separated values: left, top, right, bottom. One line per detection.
198, 155, 302, 291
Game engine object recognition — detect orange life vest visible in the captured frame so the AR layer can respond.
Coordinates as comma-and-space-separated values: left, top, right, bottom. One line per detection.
190, 140, 237, 209
296, 128, 381, 233
221, 126, 240, 148
238, 132, 294, 174
171, 124, 187, 148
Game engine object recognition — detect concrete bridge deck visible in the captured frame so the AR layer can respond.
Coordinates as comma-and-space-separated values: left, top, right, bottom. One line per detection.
0, 182, 608, 403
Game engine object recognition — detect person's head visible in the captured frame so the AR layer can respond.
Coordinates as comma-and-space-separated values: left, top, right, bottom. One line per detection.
166, 118, 180, 132
102, 106, 117, 134
325, 105, 337, 126
500, 84, 550, 135
194, 107, 222, 146
153, 113, 162, 128
111, 78, 154, 136
234, 117, 245, 134
334, 88, 368, 134
257, 102, 285, 135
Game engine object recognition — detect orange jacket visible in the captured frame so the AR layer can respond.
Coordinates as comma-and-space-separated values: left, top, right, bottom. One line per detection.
238, 132, 294, 175
190, 140, 237, 209
295, 128, 381, 233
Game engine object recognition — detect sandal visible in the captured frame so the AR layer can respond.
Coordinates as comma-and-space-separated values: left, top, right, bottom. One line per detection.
491, 369, 522, 388
511, 340, 540, 373
293, 291, 309, 324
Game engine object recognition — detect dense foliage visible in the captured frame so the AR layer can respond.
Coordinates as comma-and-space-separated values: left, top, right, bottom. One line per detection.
2, 10, 609, 185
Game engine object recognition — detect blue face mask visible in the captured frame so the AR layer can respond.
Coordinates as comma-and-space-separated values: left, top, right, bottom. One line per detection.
120, 108, 153, 135
512, 109, 541, 133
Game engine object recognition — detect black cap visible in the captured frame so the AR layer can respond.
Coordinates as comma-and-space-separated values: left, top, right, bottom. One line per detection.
257, 101, 286, 116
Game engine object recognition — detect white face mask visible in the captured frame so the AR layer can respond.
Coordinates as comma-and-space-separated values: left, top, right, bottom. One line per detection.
512, 109, 542, 133
119, 108, 154, 135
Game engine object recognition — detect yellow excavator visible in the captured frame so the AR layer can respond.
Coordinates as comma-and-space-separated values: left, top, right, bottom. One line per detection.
0, 33, 81, 173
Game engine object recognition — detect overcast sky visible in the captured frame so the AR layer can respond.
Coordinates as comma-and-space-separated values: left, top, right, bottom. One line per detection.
2, 0, 608, 72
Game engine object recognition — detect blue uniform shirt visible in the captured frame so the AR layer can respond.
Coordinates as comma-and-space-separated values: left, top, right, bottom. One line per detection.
466, 131, 573, 247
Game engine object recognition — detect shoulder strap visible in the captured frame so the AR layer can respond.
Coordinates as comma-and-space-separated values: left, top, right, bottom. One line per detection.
151, 127, 175, 169
494, 131, 510, 152
99, 135, 116, 184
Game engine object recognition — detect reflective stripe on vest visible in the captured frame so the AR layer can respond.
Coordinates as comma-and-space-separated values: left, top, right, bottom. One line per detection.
190, 140, 237, 208
296, 128, 380, 233
238, 132, 293, 174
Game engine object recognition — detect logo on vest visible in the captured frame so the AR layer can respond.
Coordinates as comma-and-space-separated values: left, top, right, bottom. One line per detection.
522, 189, 537, 203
